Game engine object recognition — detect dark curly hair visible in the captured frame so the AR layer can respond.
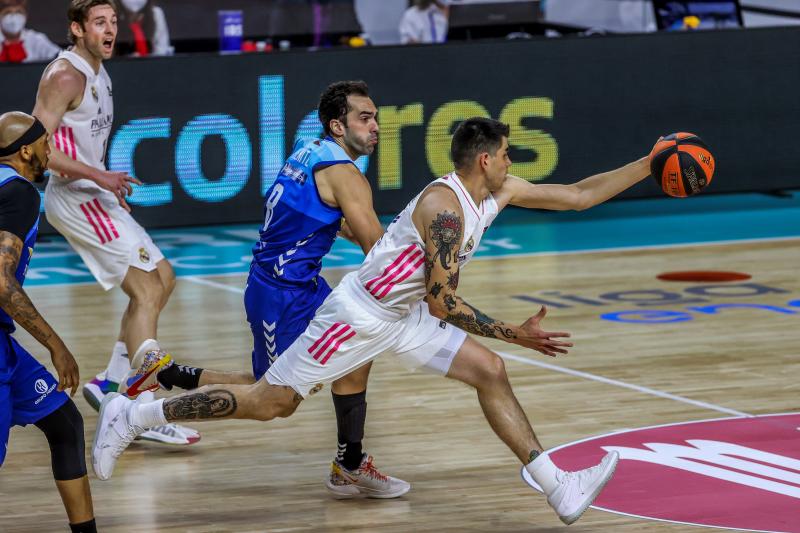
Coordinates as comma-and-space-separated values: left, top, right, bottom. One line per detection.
318, 81, 370, 136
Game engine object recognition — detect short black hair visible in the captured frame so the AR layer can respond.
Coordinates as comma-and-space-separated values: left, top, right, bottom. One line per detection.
450, 117, 510, 170
318, 81, 370, 136
68, 0, 117, 44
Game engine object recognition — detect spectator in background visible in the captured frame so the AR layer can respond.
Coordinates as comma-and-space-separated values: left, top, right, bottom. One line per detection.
0, 0, 60, 63
354, 0, 407, 45
399, 0, 449, 44
116, 0, 172, 57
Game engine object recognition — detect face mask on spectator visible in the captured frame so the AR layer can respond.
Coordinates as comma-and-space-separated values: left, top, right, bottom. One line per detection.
121, 0, 148, 13
1, 13, 26, 36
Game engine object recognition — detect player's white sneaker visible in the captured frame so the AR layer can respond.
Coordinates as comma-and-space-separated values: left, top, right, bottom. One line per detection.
92, 393, 144, 481
546, 451, 619, 525
326, 454, 410, 499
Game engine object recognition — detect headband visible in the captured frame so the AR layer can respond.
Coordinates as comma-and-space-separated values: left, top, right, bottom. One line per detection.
0, 118, 47, 157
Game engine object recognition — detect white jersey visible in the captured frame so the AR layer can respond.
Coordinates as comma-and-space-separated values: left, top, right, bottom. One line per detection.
46, 50, 113, 190
351, 172, 499, 317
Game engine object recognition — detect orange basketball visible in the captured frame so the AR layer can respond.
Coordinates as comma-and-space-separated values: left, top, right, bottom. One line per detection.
649, 132, 715, 197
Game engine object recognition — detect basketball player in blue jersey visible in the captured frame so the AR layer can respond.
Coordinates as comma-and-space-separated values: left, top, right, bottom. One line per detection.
153, 81, 410, 497
0, 112, 97, 533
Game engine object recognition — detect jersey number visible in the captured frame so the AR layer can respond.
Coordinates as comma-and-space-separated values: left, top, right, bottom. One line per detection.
262, 183, 284, 232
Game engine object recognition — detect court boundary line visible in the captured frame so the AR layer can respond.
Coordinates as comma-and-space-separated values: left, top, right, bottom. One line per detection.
181, 275, 247, 295
497, 351, 752, 417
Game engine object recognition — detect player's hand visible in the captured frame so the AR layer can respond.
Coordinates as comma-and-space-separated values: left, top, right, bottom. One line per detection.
50, 345, 80, 396
337, 219, 357, 243
512, 306, 572, 357
94, 170, 142, 211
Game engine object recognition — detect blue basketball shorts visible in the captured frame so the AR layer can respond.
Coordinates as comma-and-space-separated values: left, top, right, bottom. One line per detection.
244, 274, 332, 380
1, 331, 68, 466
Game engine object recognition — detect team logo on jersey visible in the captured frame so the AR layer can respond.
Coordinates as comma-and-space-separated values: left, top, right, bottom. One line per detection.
139, 247, 151, 263
464, 237, 475, 253
34, 379, 48, 394
91, 86, 99, 102
457, 237, 476, 263
280, 162, 307, 185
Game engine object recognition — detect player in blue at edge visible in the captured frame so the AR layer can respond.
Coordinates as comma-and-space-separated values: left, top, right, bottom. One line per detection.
152, 81, 410, 498
0, 111, 97, 532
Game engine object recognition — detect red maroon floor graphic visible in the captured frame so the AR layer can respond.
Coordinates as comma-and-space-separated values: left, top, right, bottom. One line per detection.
522, 414, 800, 532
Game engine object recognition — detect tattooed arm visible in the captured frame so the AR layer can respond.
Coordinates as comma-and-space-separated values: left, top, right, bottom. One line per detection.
0, 231, 80, 394
413, 187, 572, 357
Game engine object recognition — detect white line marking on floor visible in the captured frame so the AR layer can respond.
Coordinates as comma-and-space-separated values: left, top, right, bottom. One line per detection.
181, 276, 246, 295
497, 350, 752, 417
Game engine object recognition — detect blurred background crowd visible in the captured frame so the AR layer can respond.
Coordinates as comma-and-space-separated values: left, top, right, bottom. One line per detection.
2, 0, 799, 62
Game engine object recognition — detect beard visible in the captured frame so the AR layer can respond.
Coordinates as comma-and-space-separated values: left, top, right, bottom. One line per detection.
31, 154, 47, 183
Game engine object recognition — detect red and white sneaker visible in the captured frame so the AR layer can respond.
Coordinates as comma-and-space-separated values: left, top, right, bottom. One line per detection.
326, 454, 410, 499
124, 341, 172, 398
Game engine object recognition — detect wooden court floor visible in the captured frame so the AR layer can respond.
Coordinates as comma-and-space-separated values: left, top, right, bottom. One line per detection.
2, 239, 798, 532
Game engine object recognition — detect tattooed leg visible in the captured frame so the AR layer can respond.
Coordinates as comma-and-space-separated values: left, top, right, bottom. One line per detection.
161, 381, 302, 423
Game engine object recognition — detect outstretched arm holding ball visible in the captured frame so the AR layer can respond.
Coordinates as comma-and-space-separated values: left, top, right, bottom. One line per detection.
492, 133, 714, 211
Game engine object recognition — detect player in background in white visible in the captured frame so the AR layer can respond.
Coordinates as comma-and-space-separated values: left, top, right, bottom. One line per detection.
94, 117, 654, 524
32, 0, 198, 445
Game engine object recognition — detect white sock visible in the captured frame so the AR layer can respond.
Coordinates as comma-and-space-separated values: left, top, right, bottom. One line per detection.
525, 452, 561, 494
105, 341, 131, 383
130, 397, 168, 429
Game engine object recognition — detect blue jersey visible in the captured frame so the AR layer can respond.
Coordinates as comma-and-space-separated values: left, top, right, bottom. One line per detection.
251, 137, 353, 285
0, 166, 38, 332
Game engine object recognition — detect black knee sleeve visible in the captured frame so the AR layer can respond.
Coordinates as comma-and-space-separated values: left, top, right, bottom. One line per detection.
34, 399, 87, 481
332, 391, 367, 443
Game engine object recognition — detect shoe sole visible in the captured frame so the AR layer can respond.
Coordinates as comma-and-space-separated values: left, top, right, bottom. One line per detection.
560, 452, 620, 525
91, 392, 120, 481
82, 384, 103, 412
137, 428, 201, 446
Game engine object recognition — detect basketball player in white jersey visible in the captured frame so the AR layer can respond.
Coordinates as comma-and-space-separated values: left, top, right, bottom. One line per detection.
95, 117, 654, 524
32, 0, 198, 445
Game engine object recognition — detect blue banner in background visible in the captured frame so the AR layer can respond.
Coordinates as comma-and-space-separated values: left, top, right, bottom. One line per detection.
4, 27, 800, 231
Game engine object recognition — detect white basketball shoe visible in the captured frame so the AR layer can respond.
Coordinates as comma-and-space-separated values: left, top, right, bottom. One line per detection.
522, 451, 619, 525
92, 393, 143, 481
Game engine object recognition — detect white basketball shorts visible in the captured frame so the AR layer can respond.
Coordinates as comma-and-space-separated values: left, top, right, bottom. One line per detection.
266, 272, 467, 398
44, 179, 164, 290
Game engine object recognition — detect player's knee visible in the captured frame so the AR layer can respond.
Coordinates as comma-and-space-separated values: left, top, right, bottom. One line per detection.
273, 398, 300, 418
132, 278, 164, 309
160, 268, 177, 297
480, 353, 508, 385
267, 385, 301, 419
34, 400, 87, 481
